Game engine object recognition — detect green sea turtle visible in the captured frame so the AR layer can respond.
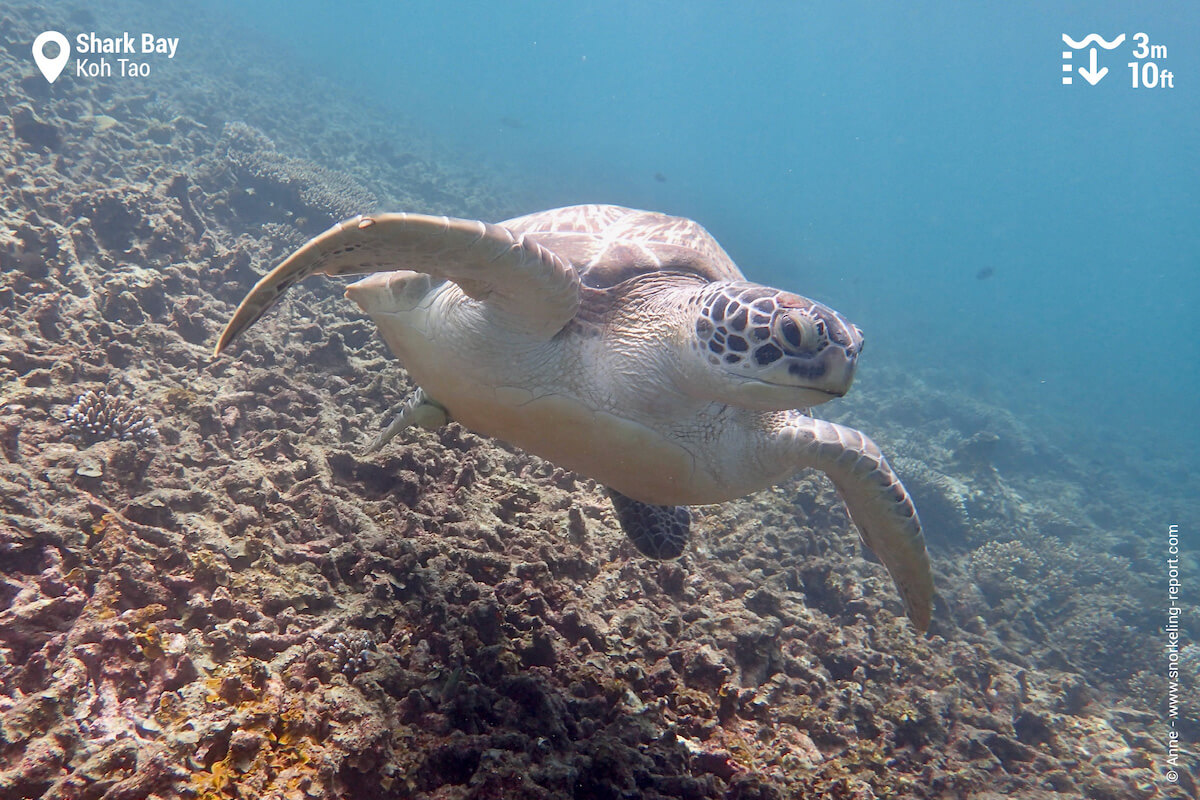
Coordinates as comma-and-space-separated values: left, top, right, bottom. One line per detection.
214, 204, 933, 630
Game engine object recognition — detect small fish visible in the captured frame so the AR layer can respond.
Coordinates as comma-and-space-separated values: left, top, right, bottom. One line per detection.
975, 266, 994, 280
499, 116, 524, 130
654, 172, 667, 183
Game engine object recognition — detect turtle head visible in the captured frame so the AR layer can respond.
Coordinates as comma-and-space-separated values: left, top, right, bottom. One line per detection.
682, 283, 863, 410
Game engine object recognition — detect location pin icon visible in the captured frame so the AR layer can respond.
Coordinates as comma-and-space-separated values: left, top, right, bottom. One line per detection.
33, 31, 70, 84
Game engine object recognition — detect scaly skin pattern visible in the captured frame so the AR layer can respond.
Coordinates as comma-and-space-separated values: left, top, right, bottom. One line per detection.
759, 411, 933, 631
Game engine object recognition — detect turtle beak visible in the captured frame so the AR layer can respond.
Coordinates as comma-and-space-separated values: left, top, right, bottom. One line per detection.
827, 313, 863, 359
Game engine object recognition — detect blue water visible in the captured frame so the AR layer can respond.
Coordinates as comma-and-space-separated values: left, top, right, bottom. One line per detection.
211, 0, 1198, 470
96, 0, 1179, 478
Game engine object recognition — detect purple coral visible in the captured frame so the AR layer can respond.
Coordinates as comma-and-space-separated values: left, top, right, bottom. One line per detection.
65, 389, 159, 446
314, 631, 376, 679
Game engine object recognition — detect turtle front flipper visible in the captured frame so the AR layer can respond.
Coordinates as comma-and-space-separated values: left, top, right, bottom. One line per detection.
214, 213, 582, 357
607, 489, 690, 560
768, 413, 934, 631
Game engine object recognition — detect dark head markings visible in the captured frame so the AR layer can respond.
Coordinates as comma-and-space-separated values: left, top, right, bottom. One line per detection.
741, 288, 774, 302
696, 284, 854, 373
788, 361, 827, 379
754, 343, 783, 365
711, 295, 728, 318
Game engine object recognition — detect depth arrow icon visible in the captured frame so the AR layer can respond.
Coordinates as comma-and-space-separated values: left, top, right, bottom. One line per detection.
1078, 47, 1107, 85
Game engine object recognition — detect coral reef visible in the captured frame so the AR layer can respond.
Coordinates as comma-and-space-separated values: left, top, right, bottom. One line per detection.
223, 121, 381, 233
315, 631, 377, 681
64, 389, 160, 447
0, 0, 1192, 797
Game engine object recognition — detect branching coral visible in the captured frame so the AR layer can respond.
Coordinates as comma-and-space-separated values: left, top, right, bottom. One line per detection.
967, 539, 1046, 605
223, 121, 378, 225
64, 389, 159, 446
318, 631, 376, 680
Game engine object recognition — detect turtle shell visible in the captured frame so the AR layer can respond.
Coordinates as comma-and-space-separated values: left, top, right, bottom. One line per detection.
503, 204, 746, 290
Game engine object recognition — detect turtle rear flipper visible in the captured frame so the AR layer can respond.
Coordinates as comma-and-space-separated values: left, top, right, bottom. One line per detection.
364, 387, 448, 454
607, 489, 690, 560
214, 213, 582, 357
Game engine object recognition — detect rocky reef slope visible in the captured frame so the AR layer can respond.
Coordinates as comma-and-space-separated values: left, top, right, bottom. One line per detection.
0, 3, 1193, 798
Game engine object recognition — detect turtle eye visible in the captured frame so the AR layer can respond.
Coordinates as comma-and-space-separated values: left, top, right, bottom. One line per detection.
776, 314, 802, 349
774, 310, 825, 353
